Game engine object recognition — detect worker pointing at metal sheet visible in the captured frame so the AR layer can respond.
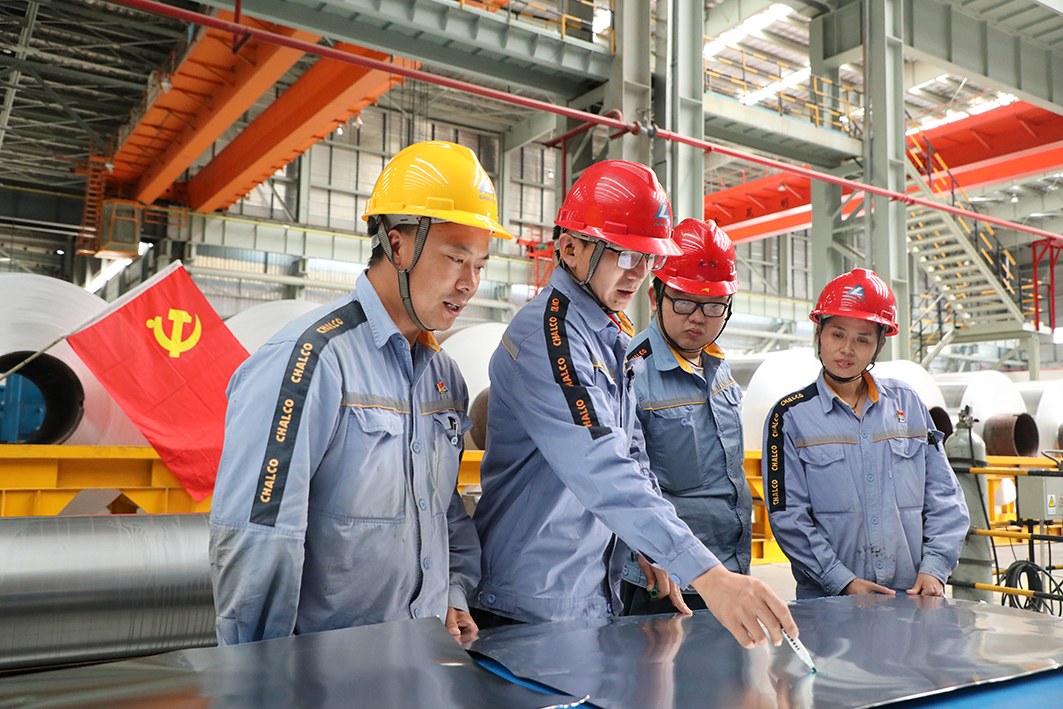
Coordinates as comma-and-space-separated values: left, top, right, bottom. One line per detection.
209, 141, 511, 644
472, 160, 797, 648
762, 268, 970, 599
620, 218, 753, 616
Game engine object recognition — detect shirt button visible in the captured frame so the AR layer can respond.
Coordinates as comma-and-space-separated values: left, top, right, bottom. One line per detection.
622, 567, 629, 577
680, 417, 688, 426
875, 562, 883, 570
422, 558, 431, 570
486, 593, 497, 604
412, 441, 422, 453
871, 516, 879, 525
418, 498, 428, 510
862, 433, 869, 439
866, 473, 874, 482
413, 608, 421, 618
450, 436, 459, 445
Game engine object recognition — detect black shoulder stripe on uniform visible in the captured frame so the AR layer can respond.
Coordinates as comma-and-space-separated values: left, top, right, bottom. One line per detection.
764, 382, 819, 513
250, 301, 367, 526
627, 338, 653, 363
543, 291, 609, 440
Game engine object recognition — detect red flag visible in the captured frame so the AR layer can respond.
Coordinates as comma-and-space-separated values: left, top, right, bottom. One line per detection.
68, 262, 249, 501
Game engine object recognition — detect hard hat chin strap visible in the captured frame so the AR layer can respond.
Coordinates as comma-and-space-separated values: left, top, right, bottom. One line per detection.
822, 365, 868, 384
376, 215, 433, 332
555, 227, 615, 313
653, 279, 733, 357
654, 279, 700, 357
815, 323, 884, 383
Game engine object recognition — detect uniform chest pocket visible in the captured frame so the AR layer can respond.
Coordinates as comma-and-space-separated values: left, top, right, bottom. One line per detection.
712, 384, 744, 438
352, 406, 404, 436
643, 402, 708, 493
338, 406, 407, 521
795, 444, 855, 514
428, 411, 463, 512
888, 436, 926, 508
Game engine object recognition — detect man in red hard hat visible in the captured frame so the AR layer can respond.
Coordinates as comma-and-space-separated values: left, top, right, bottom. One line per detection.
474, 162, 797, 650
622, 218, 753, 615
763, 268, 969, 599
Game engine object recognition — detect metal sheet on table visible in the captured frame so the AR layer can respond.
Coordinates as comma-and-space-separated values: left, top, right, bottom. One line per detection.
468, 595, 1063, 708
0, 618, 575, 708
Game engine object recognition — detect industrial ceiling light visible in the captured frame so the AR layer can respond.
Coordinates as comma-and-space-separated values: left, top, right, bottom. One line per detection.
908, 74, 950, 94
741, 66, 811, 106
703, 3, 793, 60
592, 7, 611, 35
1010, 194, 1019, 204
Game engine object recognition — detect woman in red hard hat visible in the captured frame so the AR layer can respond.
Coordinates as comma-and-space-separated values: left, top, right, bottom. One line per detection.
762, 268, 969, 599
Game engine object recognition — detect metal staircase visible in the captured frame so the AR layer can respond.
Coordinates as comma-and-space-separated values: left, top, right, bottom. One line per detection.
74, 154, 109, 256
905, 135, 1030, 363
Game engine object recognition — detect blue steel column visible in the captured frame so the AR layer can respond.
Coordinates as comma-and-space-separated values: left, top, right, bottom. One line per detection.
653, 0, 704, 224
864, 0, 909, 360
808, 20, 849, 296
605, 0, 654, 330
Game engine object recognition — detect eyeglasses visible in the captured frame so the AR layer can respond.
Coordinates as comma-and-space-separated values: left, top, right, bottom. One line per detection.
662, 292, 729, 318
570, 233, 667, 271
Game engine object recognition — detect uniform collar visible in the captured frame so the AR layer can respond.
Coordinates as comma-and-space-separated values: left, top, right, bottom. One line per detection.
816, 369, 880, 413
356, 273, 439, 352
550, 268, 633, 337
645, 319, 726, 374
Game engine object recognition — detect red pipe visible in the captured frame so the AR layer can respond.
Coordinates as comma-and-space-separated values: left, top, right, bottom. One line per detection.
544, 109, 624, 148
112, 0, 1063, 244
1033, 240, 1061, 331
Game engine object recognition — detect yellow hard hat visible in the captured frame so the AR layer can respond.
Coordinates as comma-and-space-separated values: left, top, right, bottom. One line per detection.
362, 140, 512, 239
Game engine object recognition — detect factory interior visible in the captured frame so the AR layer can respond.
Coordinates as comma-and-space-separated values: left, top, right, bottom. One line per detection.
2, 0, 1063, 706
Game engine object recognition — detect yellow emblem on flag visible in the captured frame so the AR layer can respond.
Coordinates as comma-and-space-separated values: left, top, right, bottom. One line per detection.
146, 308, 202, 358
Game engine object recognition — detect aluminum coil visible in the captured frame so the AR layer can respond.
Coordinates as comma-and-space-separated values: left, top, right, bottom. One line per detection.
875, 359, 952, 438
439, 322, 508, 407
740, 347, 821, 450
0, 274, 144, 444
725, 354, 768, 390
936, 371, 1030, 455
225, 299, 319, 353
0, 514, 215, 671
1017, 379, 1063, 452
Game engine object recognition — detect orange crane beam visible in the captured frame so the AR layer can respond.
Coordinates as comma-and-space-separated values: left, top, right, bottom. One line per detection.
184, 44, 417, 213
111, 11, 317, 203
722, 140, 1063, 242
707, 102, 1063, 241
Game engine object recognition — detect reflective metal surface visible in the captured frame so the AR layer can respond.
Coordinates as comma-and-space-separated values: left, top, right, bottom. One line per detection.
0, 514, 215, 670
469, 595, 1063, 708
0, 619, 575, 708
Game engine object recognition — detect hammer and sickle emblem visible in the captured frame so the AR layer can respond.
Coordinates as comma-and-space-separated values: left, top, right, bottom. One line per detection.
146, 308, 202, 358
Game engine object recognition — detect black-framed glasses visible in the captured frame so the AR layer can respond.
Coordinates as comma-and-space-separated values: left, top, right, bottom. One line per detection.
570, 233, 667, 271
662, 292, 729, 318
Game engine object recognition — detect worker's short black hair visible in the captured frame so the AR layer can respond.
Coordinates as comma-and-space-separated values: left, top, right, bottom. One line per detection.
368, 222, 418, 267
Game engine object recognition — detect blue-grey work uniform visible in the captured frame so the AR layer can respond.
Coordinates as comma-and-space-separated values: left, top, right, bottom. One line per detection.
209, 274, 479, 644
473, 268, 719, 623
762, 371, 969, 599
622, 319, 752, 593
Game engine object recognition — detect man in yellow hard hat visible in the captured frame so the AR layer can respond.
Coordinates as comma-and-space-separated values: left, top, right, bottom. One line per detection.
210, 141, 511, 644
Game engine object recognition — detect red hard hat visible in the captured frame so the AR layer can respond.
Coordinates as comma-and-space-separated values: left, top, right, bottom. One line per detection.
555, 160, 682, 256
655, 219, 738, 296
810, 268, 899, 336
